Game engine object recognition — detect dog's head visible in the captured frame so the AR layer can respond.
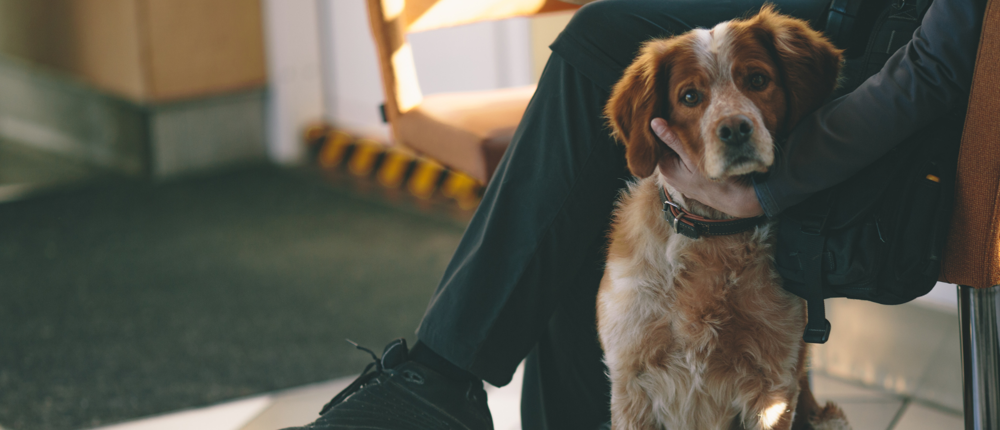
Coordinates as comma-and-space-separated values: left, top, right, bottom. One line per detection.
606, 5, 842, 181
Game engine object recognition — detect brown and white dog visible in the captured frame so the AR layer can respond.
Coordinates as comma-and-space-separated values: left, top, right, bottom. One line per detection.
597, 6, 850, 430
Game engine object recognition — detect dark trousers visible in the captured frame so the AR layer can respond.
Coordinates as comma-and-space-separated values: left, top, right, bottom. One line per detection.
415, 1, 831, 428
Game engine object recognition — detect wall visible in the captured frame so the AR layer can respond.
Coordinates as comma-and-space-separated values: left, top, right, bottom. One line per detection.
322, 0, 535, 139
319, 0, 387, 140
0, 0, 575, 171
140, 0, 267, 101
0, 0, 270, 178
0, 0, 146, 100
262, 0, 576, 165
409, 17, 533, 94
0, 56, 149, 176
263, 0, 531, 162
0, 0, 266, 103
262, 0, 324, 164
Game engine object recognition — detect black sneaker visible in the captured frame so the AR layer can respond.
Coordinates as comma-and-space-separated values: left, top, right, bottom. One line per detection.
282, 339, 494, 430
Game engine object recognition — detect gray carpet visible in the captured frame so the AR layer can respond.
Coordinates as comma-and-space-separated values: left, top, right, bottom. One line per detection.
0, 165, 466, 430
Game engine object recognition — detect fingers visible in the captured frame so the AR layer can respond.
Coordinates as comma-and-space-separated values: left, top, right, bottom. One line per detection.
651, 118, 692, 173
649, 119, 764, 217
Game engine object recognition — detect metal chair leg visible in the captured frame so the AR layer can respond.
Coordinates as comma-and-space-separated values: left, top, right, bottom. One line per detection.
958, 284, 1000, 430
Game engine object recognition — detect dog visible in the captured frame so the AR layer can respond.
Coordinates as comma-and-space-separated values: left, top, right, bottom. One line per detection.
597, 6, 850, 430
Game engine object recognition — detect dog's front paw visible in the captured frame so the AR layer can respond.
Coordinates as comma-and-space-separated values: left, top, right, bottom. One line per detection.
808, 402, 851, 430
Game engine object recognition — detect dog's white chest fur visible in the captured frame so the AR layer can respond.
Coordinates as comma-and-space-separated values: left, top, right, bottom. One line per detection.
597, 177, 807, 430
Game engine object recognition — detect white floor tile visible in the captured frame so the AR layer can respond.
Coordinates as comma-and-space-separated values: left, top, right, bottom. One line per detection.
811, 300, 955, 397
240, 364, 527, 430
811, 373, 905, 430
82, 350, 959, 430
240, 377, 354, 430
913, 283, 959, 314
485, 362, 524, 430
835, 399, 905, 430
892, 402, 963, 430
86, 395, 273, 430
812, 373, 896, 401
911, 333, 964, 413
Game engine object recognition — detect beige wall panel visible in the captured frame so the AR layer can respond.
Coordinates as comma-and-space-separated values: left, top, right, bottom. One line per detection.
0, 0, 145, 100
0, 0, 265, 103
70, 0, 146, 100
0, 0, 78, 71
141, 0, 267, 102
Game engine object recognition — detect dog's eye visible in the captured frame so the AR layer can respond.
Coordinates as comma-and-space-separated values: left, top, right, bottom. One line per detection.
681, 90, 701, 107
749, 74, 770, 90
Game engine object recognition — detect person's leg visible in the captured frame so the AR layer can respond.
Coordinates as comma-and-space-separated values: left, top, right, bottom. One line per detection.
549, 0, 833, 93
414, 49, 631, 389
514, 2, 835, 429
288, 1, 834, 429
519, 225, 611, 430
417, 0, 833, 389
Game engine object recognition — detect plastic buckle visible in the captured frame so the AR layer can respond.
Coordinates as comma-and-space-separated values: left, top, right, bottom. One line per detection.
803, 319, 832, 344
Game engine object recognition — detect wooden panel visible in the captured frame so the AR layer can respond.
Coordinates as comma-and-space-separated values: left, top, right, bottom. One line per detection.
402, 0, 577, 33
141, 0, 267, 102
70, 0, 147, 100
0, 0, 146, 100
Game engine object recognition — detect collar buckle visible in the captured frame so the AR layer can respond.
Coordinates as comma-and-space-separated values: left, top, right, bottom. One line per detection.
660, 186, 765, 239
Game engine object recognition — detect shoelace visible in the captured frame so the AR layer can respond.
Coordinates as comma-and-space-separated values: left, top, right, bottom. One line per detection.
318, 340, 397, 415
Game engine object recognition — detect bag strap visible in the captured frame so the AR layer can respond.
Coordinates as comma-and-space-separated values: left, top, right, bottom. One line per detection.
801, 234, 833, 343
825, 0, 866, 50
793, 190, 835, 343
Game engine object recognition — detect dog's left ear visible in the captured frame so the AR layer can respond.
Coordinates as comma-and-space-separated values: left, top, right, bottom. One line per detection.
605, 39, 677, 178
752, 5, 843, 128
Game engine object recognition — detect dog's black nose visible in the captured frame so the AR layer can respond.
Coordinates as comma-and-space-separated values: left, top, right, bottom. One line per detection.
717, 115, 754, 146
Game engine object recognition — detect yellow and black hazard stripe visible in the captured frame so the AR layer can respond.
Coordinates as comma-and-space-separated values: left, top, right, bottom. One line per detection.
304, 124, 484, 210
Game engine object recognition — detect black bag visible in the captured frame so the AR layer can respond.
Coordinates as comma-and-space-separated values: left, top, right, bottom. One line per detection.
775, 0, 964, 343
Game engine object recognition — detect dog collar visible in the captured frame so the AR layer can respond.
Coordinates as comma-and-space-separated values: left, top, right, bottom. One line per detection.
660, 186, 767, 239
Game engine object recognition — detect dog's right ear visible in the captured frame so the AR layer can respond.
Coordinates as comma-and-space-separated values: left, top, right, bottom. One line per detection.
605, 39, 676, 178
751, 5, 843, 130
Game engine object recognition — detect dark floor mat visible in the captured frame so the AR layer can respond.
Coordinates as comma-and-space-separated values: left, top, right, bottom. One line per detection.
0, 165, 466, 430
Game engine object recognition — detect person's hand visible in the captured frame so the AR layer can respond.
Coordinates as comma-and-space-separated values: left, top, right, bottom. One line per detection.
651, 118, 765, 218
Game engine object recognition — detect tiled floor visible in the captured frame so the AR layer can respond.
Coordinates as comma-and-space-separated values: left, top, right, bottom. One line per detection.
77, 367, 962, 430
73, 285, 967, 430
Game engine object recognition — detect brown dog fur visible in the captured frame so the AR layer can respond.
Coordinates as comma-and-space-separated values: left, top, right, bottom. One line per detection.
597, 6, 849, 430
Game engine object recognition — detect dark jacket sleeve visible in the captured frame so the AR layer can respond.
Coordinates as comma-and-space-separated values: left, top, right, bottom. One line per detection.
754, 0, 987, 217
